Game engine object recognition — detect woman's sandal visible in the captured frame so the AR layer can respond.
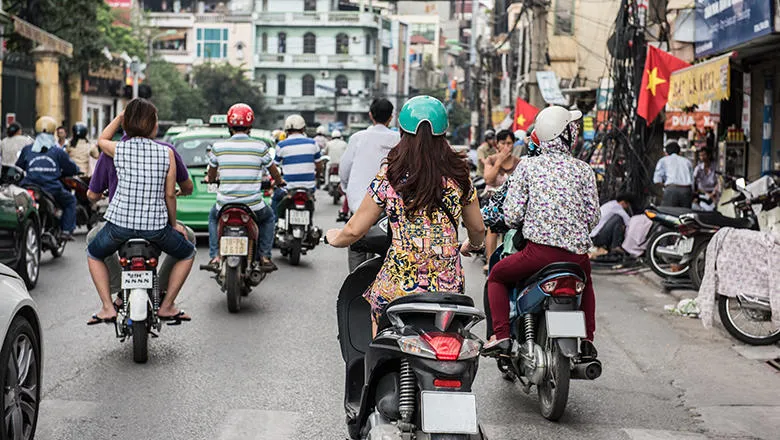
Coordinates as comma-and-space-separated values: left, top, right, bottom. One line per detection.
158, 310, 192, 326
87, 314, 117, 326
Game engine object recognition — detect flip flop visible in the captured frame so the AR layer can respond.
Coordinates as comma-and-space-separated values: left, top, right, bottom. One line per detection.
87, 314, 117, 326
158, 310, 192, 325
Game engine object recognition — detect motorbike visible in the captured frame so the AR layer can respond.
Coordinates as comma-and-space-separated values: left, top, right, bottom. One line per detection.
114, 239, 166, 364
22, 184, 68, 258
326, 162, 342, 205
316, 156, 329, 189
199, 179, 269, 313
62, 175, 104, 229
335, 219, 488, 439
485, 240, 602, 422
274, 188, 322, 265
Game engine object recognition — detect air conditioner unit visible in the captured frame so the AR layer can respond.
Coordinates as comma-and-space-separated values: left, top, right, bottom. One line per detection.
319, 70, 329, 79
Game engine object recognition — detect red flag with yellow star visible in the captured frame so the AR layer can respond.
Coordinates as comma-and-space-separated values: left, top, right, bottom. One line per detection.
513, 98, 539, 132
637, 46, 690, 125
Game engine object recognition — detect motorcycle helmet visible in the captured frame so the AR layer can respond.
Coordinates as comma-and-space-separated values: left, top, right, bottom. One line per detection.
284, 114, 306, 131
227, 103, 255, 128
398, 95, 448, 136
72, 122, 88, 140
35, 116, 58, 134
484, 129, 496, 140
534, 106, 582, 143
331, 129, 342, 139
316, 125, 329, 136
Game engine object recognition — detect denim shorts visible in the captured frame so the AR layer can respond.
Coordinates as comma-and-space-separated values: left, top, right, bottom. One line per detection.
87, 222, 196, 261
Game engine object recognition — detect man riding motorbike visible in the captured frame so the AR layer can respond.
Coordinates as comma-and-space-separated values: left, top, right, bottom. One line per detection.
15, 116, 80, 241
67, 122, 99, 178
314, 124, 329, 151
482, 106, 600, 357
272, 115, 324, 217
206, 103, 284, 272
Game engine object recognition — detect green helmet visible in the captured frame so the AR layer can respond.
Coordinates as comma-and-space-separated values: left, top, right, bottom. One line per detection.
398, 95, 449, 136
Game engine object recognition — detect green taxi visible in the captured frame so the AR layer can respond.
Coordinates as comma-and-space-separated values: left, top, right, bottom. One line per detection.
171, 115, 274, 232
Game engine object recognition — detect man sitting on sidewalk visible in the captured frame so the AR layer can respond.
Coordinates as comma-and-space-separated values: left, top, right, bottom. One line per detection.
590, 193, 633, 258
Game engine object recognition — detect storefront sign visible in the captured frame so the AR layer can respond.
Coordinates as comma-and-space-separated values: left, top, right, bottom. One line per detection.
694, 0, 774, 58
742, 73, 751, 139
536, 71, 568, 106
668, 53, 731, 108
664, 111, 719, 131
83, 63, 125, 96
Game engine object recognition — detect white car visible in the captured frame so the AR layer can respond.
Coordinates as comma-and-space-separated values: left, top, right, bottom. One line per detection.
0, 263, 42, 439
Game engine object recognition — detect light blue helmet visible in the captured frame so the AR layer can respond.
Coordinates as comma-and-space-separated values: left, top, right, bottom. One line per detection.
398, 95, 449, 136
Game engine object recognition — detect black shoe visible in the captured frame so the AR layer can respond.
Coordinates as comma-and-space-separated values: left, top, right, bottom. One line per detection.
256, 258, 278, 273
481, 338, 511, 357
336, 212, 349, 223
61, 232, 74, 242
580, 340, 598, 360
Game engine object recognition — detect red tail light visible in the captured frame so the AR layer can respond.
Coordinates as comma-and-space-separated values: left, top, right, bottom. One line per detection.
330, 165, 339, 174
26, 189, 37, 200
119, 257, 128, 266
221, 209, 251, 226
677, 222, 699, 236
541, 276, 585, 296
421, 332, 463, 361
433, 378, 462, 388
130, 257, 146, 271
147, 258, 158, 268
292, 192, 309, 207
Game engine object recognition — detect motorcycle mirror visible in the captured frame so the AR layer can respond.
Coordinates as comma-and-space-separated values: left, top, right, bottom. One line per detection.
736, 178, 746, 190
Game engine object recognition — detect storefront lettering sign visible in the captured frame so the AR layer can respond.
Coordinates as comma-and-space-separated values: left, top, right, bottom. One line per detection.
695, 0, 773, 58
664, 111, 719, 131
668, 54, 731, 108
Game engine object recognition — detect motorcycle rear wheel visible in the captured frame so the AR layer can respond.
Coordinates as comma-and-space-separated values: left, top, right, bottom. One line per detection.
132, 320, 148, 364
689, 238, 709, 291
537, 321, 570, 421
647, 230, 689, 278
289, 241, 302, 266
225, 266, 242, 313
718, 295, 780, 345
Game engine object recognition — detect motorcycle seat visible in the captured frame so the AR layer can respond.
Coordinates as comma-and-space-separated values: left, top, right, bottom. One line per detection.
376, 293, 474, 330
654, 206, 695, 217
690, 211, 753, 229
23, 184, 57, 204
518, 262, 587, 291
218, 203, 259, 224
118, 239, 162, 259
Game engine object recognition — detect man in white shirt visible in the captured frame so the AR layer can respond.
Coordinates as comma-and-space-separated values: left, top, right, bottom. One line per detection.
339, 98, 400, 271
653, 141, 693, 207
0, 123, 34, 165
590, 193, 633, 255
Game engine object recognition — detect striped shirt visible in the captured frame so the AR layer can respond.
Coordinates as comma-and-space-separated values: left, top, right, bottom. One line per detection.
208, 134, 274, 210
276, 134, 322, 190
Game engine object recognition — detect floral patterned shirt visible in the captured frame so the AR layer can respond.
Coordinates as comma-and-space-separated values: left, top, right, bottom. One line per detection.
504, 122, 600, 254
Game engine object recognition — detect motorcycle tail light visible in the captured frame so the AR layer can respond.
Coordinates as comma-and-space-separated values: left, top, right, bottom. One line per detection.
398, 336, 437, 359
458, 338, 482, 360
292, 192, 308, 207
26, 189, 37, 200
541, 276, 581, 296
221, 209, 251, 226
433, 379, 462, 388
119, 257, 128, 267
421, 332, 463, 361
130, 257, 146, 271
146, 258, 158, 267
677, 222, 698, 236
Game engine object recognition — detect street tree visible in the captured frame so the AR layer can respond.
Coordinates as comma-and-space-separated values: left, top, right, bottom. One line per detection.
145, 61, 206, 122
192, 63, 270, 125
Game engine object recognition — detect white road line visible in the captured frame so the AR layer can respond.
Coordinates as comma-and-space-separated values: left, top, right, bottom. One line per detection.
218, 410, 300, 440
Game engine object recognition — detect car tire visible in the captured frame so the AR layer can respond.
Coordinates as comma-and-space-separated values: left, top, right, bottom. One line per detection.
16, 221, 40, 290
0, 316, 41, 440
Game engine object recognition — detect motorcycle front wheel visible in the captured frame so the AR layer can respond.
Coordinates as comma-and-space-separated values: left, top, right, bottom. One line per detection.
689, 238, 709, 291
537, 320, 570, 421
132, 320, 148, 363
647, 230, 689, 278
225, 265, 242, 313
718, 295, 780, 345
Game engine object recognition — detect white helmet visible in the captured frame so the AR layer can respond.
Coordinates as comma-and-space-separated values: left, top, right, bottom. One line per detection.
534, 106, 582, 142
284, 114, 306, 131
316, 125, 329, 135
331, 129, 342, 138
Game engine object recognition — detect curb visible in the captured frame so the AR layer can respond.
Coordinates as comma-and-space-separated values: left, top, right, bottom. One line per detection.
631, 268, 698, 301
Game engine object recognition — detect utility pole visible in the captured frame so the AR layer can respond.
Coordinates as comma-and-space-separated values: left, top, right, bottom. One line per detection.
528, 0, 548, 108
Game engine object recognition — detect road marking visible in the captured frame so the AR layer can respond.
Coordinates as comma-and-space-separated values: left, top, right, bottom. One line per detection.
623, 429, 709, 439
218, 410, 300, 440
731, 344, 780, 361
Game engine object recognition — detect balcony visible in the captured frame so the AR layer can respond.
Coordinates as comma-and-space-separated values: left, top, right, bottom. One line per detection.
267, 95, 370, 113
254, 12, 379, 28
254, 53, 377, 71
155, 49, 195, 65
147, 12, 195, 29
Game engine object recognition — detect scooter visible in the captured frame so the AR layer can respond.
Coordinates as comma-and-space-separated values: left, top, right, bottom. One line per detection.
334, 219, 488, 439
22, 184, 68, 258
62, 175, 104, 229
274, 188, 322, 265
199, 180, 269, 313
326, 163, 342, 205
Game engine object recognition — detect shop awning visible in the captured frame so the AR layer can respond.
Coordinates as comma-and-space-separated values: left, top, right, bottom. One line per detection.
668, 52, 733, 108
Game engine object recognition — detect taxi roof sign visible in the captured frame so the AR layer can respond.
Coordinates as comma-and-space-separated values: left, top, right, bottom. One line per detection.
186, 118, 204, 126
209, 114, 228, 126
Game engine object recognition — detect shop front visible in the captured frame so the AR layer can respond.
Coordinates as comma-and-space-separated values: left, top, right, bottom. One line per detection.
80, 64, 126, 139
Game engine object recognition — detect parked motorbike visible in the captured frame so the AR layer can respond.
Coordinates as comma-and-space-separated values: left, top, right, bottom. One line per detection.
199, 180, 270, 313
326, 162, 342, 205
334, 219, 487, 439
643, 206, 693, 279
274, 188, 322, 265
62, 175, 104, 229
485, 242, 601, 421
22, 185, 68, 257
114, 239, 165, 364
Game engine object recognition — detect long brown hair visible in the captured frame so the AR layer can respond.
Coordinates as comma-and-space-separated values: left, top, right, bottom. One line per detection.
386, 122, 471, 218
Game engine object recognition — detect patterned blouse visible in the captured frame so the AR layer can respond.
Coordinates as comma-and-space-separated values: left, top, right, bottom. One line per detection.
503, 122, 600, 254
364, 169, 476, 319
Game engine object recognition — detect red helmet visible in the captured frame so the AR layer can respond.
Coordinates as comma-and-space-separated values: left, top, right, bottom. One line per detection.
227, 103, 254, 128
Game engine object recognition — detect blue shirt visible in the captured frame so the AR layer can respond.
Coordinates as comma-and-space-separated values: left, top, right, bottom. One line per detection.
276, 134, 322, 190
653, 154, 693, 186
208, 134, 274, 209
16, 143, 80, 192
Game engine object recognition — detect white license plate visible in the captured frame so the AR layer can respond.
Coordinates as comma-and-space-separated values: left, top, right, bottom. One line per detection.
288, 210, 310, 225
329, 175, 341, 183
677, 237, 694, 254
421, 391, 478, 434
121, 271, 153, 289
220, 236, 249, 256
545, 310, 587, 338
207, 183, 219, 193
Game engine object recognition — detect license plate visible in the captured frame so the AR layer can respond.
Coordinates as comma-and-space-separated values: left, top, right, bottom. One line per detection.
545, 310, 587, 338
207, 183, 218, 193
329, 175, 341, 183
220, 236, 249, 256
677, 237, 694, 254
288, 210, 310, 225
121, 271, 153, 289
421, 391, 478, 434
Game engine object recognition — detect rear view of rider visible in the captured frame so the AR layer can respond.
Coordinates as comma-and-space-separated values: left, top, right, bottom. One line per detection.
15, 116, 80, 241
483, 106, 600, 357
272, 115, 324, 216
206, 103, 284, 272
67, 122, 99, 177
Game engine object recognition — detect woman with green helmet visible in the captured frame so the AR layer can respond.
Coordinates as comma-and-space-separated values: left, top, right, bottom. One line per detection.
326, 95, 486, 333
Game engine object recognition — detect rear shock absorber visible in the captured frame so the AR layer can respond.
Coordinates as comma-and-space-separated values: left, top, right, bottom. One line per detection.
398, 359, 415, 424
523, 314, 535, 343
152, 272, 160, 313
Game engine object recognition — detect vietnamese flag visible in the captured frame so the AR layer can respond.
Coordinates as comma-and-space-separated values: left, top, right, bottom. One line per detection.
513, 98, 539, 132
637, 46, 690, 125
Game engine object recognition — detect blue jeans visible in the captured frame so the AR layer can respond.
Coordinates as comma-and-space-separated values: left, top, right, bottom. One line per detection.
50, 186, 77, 234
87, 222, 196, 261
271, 187, 315, 221
209, 204, 275, 260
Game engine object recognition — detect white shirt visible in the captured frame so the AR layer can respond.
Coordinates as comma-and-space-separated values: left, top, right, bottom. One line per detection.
339, 124, 400, 211
324, 138, 348, 165
590, 200, 631, 237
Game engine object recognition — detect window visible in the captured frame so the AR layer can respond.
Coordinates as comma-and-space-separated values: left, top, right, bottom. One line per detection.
364, 33, 372, 55
411, 23, 436, 42
262, 0, 268, 11
335, 75, 348, 95
336, 33, 349, 55
259, 75, 266, 94
196, 28, 229, 59
278, 74, 286, 96
554, 0, 574, 35
364, 72, 373, 90
302, 74, 315, 96
382, 47, 389, 66
304, 0, 316, 11
261, 32, 268, 53
303, 32, 316, 54
278, 32, 287, 53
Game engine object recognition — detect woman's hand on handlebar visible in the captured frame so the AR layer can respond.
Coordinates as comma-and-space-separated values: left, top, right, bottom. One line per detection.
325, 228, 343, 247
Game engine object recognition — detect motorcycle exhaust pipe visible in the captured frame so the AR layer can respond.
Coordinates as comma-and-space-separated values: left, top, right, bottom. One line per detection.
248, 269, 264, 286
572, 360, 602, 380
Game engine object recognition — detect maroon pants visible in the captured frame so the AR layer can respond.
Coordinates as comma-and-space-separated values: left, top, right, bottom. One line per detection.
487, 242, 596, 340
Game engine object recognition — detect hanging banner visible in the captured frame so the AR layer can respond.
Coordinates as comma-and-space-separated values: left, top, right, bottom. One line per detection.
668, 53, 731, 108
535, 71, 568, 106
582, 116, 595, 140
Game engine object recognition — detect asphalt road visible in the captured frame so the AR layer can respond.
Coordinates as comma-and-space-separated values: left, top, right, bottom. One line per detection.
29, 193, 780, 440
